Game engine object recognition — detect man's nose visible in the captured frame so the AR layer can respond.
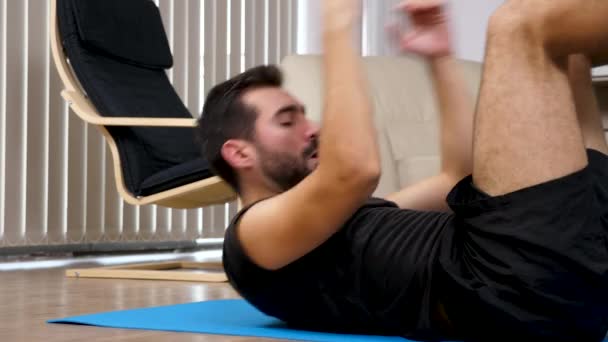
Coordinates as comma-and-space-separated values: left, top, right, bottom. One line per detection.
306, 121, 320, 140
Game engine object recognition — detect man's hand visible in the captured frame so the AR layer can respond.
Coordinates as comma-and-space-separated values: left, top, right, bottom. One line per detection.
389, 0, 452, 59
385, 0, 475, 212
323, 0, 361, 33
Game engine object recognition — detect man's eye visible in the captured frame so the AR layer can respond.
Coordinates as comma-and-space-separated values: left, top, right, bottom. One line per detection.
280, 121, 293, 127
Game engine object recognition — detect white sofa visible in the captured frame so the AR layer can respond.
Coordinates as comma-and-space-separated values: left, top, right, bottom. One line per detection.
280, 54, 483, 197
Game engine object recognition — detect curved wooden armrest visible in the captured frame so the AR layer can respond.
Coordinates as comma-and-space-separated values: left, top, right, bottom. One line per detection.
61, 90, 198, 127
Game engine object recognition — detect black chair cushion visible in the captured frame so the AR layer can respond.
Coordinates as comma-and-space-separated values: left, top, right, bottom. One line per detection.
71, 0, 173, 69
140, 157, 214, 196
58, 0, 213, 197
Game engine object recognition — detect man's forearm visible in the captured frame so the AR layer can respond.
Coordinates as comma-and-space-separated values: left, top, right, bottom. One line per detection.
429, 56, 474, 179
319, 12, 380, 185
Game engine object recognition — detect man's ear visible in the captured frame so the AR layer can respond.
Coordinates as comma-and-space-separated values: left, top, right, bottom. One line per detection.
221, 140, 255, 170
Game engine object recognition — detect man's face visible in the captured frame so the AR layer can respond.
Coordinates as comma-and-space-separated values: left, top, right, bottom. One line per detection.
242, 87, 320, 191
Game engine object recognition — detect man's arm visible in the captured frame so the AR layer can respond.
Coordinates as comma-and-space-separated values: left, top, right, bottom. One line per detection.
238, 0, 381, 270
385, 1, 474, 212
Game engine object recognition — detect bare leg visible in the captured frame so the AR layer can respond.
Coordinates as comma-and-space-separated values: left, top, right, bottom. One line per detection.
472, 0, 608, 196
568, 54, 608, 155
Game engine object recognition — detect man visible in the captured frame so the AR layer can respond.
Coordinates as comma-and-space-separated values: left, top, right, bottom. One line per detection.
196, 0, 608, 341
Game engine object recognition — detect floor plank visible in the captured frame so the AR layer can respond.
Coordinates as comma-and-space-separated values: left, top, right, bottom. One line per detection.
0, 258, 284, 341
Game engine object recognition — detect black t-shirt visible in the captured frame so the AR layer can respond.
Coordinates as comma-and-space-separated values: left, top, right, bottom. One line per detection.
222, 197, 454, 340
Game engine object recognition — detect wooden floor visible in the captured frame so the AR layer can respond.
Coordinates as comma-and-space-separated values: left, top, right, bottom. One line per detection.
0, 256, 283, 342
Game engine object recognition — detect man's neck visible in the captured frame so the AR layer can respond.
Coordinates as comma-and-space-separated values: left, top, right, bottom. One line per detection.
239, 186, 280, 209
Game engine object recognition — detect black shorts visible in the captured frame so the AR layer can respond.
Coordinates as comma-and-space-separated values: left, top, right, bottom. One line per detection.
437, 149, 608, 342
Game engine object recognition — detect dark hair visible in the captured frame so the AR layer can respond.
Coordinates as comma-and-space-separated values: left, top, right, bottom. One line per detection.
196, 65, 283, 193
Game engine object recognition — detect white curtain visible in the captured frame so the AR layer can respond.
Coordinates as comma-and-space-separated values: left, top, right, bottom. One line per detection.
0, 0, 299, 248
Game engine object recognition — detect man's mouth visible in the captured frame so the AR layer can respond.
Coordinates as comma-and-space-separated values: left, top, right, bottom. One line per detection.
304, 138, 319, 160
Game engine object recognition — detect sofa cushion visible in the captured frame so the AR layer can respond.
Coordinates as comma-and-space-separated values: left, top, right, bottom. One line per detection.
281, 54, 483, 196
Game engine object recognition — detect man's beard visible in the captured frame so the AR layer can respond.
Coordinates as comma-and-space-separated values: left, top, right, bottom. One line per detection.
256, 138, 318, 192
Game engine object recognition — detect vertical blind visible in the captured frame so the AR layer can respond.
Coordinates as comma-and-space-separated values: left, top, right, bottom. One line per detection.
361, 0, 401, 56
0, 0, 299, 248
295, 0, 402, 56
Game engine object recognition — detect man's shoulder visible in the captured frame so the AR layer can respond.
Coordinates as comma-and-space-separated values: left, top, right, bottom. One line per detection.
230, 196, 397, 224
228, 196, 398, 228
344, 197, 400, 218
227, 197, 273, 230
365, 196, 400, 208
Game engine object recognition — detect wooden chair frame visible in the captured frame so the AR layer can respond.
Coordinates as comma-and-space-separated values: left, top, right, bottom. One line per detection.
49, 0, 237, 210
50, 0, 236, 282
66, 261, 228, 283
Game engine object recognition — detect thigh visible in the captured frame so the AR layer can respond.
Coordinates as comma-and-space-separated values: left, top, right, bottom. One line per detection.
472, 18, 587, 196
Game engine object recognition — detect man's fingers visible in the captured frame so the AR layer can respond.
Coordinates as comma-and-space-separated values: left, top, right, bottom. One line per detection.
386, 23, 420, 54
399, 31, 420, 52
393, 0, 446, 27
385, 22, 401, 43
395, 0, 445, 14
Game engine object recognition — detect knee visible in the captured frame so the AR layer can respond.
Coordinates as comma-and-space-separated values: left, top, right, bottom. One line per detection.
486, 0, 553, 45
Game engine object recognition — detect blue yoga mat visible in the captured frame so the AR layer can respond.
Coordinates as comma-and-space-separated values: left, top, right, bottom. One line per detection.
48, 299, 608, 342
48, 299, 441, 341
